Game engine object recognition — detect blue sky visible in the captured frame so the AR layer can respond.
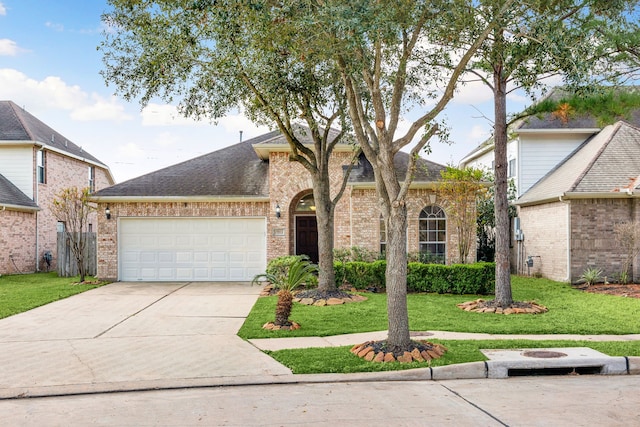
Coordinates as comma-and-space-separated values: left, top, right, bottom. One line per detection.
0, 1, 531, 182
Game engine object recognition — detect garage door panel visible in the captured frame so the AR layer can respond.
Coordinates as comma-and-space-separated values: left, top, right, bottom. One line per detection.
193, 252, 209, 262
158, 252, 173, 263
119, 218, 266, 281
140, 252, 157, 263
158, 268, 175, 280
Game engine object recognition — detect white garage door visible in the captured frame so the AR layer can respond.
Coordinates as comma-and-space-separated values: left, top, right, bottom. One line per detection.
119, 217, 266, 281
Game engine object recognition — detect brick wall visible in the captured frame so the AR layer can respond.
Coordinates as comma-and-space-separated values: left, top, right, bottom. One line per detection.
518, 201, 569, 281
0, 210, 36, 274
34, 149, 110, 272
96, 149, 476, 279
268, 151, 355, 259
569, 198, 639, 283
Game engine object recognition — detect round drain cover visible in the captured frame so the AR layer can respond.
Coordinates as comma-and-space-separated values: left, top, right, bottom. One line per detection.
522, 350, 568, 359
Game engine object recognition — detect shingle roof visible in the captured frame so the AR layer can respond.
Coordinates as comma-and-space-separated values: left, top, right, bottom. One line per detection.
348, 152, 445, 184
93, 135, 271, 198
0, 100, 107, 167
517, 86, 640, 131
0, 173, 39, 210
461, 86, 640, 164
517, 121, 640, 205
93, 127, 446, 199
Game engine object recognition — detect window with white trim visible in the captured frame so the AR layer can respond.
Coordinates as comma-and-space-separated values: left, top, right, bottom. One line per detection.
419, 205, 446, 264
88, 166, 95, 192
37, 150, 46, 184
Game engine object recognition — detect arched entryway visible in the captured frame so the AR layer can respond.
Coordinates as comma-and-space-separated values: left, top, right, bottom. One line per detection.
292, 192, 318, 263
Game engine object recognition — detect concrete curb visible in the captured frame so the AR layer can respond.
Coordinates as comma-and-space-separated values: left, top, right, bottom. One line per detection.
3, 358, 637, 401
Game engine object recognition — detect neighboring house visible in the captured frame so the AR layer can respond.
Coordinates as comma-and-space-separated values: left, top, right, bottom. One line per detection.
460, 87, 640, 282
0, 101, 115, 275
515, 121, 640, 283
92, 127, 469, 282
460, 88, 640, 198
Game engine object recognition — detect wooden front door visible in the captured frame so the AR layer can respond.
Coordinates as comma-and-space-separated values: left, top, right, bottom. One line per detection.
295, 216, 318, 263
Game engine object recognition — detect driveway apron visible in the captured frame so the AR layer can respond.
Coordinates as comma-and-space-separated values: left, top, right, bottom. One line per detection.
0, 282, 291, 399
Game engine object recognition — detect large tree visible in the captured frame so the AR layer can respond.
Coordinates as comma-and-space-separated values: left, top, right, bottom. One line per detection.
297, 0, 515, 352
464, 0, 638, 307
100, 0, 360, 296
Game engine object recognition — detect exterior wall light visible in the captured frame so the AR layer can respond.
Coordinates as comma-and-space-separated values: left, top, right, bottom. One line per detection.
275, 203, 281, 218
105, 206, 111, 220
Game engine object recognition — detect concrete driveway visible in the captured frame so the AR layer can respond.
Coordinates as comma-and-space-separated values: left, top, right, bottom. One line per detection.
0, 282, 291, 399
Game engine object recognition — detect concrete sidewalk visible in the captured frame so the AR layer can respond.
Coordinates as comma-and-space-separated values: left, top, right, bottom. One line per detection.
0, 281, 638, 400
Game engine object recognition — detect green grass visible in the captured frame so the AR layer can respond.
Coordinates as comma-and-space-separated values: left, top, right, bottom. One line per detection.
238, 276, 640, 339
267, 340, 640, 374
0, 272, 106, 319
240, 275, 640, 373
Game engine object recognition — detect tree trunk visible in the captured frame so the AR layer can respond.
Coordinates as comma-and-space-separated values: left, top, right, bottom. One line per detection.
385, 202, 412, 352
493, 64, 513, 307
275, 290, 293, 326
313, 175, 337, 294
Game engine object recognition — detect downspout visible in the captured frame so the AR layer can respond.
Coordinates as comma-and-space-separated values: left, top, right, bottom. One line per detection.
35, 173, 39, 272
34, 145, 45, 273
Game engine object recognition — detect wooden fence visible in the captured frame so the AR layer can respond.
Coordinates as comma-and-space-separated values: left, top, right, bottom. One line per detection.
56, 232, 97, 277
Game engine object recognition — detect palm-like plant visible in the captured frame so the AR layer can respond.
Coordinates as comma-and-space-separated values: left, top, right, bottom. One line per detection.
253, 258, 318, 327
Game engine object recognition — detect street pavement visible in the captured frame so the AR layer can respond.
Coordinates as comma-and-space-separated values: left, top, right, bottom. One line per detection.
0, 281, 638, 426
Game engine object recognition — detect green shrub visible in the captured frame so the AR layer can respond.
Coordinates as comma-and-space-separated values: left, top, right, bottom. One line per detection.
336, 260, 494, 295
265, 255, 317, 288
580, 267, 603, 286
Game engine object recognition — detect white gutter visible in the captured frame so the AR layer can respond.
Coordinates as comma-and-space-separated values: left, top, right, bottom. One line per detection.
0, 204, 39, 212
89, 195, 271, 203
518, 191, 637, 207
515, 128, 600, 135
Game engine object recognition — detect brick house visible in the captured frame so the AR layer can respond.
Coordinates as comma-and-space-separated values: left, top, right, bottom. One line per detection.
516, 121, 640, 283
92, 127, 468, 282
0, 101, 114, 274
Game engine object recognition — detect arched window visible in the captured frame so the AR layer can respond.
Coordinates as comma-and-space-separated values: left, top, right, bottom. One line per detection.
419, 205, 446, 264
295, 193, 316, 212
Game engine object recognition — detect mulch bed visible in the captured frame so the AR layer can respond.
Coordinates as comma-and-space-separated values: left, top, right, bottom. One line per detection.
457, 299, 548, 314
351, 340, 447, 363
573, 283, 640, 298
260, 285, 368, 305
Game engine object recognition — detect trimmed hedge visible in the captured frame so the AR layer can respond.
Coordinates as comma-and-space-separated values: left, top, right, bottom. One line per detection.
335, 261, 495, 295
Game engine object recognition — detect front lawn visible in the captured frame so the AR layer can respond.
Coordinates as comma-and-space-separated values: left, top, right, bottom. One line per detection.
238, 275, 640, 373
238, 276, 640, 339
267, 340, 640, 374
0, 272, 105, 319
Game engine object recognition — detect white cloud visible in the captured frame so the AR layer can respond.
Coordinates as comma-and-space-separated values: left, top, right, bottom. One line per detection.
467, 124, 491, 141
141, 103, 209, 126
45, 21, 64, 32
453, 78, 494, 105
70, 95, 132, 121
0, 68, 131, 121
217, 112, 270, 137
0, 38, 21, 56
154, 131, 178, 147
0, 3, 6, 15
117, 142, 145, 159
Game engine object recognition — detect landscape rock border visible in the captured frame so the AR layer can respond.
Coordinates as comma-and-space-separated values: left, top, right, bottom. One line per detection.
293, 294, 368, 306
350, 340, 447, 363
262, 321, 301, 331
457, 299, 548, 314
